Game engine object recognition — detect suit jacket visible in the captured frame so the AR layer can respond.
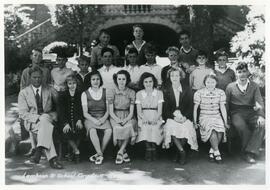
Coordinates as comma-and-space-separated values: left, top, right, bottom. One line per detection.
162, 84, 193, 121
18, 85, 57, 131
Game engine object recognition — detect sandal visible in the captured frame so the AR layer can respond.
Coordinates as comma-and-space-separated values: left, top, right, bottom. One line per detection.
214, 154, 223, 164
89, 154, 98, 162
95, 155, 104, 165
209, 153, 215, 162
115, 153, 124, 165
123, 152, 131, 163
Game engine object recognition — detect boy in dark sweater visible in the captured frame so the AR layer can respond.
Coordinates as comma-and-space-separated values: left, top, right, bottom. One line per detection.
225, 62, 265, 164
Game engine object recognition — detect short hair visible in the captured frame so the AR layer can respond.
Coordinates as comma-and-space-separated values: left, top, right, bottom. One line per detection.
99, 29, 110, 37
167, 67, 186, 82
196, 50, 208, 58
77, 55, 90, 65
29, 65, 43, 76
32, 48, 42, 54
65, 74, 78, 86
113, 70, 131, 87
143, 43, 157, 54
133, 24, 144, 32
203, 74, 218, 86
215, 49, 229, 60
236, 62, 248, 71
88, 70, 103, 87
179, 29, 191, 38
166, 46, 180, 55
127, 47, 138, 55
101, 47, 114, 57
138, 72, 158, 90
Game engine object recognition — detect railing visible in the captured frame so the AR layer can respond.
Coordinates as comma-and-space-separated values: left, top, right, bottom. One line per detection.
103, 5, 177, 16
15, 18, 56, 46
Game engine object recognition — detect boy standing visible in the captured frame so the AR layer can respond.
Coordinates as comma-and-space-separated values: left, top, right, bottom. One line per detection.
189, 50, 213, 92
75, 55, 91, 92
214, 50, 236, 91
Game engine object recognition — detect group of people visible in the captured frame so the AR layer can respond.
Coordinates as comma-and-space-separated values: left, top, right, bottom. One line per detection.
18, 25, 265, 170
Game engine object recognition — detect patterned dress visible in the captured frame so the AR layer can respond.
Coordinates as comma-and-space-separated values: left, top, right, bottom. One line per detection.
194, 88, 227, 142
108, 87, 138, 145
135, 89, 164, 145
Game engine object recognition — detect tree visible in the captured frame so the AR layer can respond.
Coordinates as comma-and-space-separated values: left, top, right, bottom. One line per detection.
230, 6, 265, 66
176, 5, 227, 67
4, 5, 34, 40
55, 5, 103, 55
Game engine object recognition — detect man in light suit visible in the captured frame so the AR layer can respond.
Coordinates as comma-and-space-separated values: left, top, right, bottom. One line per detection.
18, 66, 63, 169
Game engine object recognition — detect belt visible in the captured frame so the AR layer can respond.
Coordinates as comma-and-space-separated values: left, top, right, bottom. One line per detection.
142, 108, 158, 110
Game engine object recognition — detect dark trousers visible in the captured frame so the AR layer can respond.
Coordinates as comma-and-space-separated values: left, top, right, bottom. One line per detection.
231, 109, 265, 155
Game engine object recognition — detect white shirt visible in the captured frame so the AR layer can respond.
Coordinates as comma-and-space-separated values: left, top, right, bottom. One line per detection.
32, 85, 42, 96
125, 65, 141, 83
139, 63, 162, 85
172, 85, 182, 107
236, 79, 250, 93
98, 65, 120, 91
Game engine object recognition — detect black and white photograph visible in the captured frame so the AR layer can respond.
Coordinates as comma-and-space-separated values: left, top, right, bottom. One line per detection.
2, 1, 268, 187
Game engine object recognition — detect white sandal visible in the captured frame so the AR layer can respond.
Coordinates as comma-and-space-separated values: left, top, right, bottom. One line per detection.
95, 155, 104, 165
89, 154, 98, 162
123, 152, 131, 163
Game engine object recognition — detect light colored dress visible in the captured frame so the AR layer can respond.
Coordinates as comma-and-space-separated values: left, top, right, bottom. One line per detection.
163, 119, 198, 150
108, 87, 137, 145
81, 88, 111, 135
135, 89, 164, 145
194, 88, 227, 142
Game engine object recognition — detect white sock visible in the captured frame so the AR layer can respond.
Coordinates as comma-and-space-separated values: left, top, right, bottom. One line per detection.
209, 148, 214, 154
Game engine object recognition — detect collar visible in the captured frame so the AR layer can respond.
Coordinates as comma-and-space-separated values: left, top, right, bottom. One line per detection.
172, 84, 182, 93
98, 44, 113, 49
100, 65, 115, 71
78, 71, 90, 79
141, 89, 158, 99
88, 87, 102, 95
132, 40, 146, 52
236, 79, 250, 92
32, 85, 42, 95
180, 46, 193, 54
145, 62, 158, 67
215, 66, 228, 74
127, 65, 139, 70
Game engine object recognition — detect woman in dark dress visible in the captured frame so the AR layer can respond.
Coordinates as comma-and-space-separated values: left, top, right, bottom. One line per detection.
58, 74, 85, 163
162, 67, 198, 165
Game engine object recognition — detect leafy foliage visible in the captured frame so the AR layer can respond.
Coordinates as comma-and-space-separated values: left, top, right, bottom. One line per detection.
54, 5, 104, 53
230, 6, 265, 66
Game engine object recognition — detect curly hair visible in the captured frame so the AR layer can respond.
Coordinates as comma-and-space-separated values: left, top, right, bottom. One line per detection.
138, 72, 158, 90
113, 70, 131, 87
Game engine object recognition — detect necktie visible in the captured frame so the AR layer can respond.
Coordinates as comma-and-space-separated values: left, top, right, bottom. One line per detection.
35, 89, 43, 114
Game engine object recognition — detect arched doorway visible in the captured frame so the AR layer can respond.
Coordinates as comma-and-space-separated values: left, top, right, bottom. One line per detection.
107, 23, 179, 57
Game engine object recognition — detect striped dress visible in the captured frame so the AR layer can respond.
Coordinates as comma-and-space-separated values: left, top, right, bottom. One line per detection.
194, 88, 226, 142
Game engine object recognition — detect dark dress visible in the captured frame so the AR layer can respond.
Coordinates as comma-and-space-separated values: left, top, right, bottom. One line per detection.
58, 89, 85, 140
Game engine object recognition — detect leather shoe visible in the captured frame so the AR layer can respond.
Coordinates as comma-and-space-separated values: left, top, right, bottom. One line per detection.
49, 158, 64, 169
179, 150, 186, 165
25, 148, 36, 157
29, 147, 42, 164
243, 153, 256, 164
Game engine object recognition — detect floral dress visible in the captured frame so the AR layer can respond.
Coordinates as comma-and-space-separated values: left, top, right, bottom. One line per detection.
108, 87, 137, 145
